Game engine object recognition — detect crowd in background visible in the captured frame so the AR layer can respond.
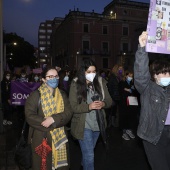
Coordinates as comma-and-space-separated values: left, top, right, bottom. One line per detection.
1, 63, 140, 141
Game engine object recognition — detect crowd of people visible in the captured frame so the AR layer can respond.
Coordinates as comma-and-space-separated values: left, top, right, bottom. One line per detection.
1, 32, 170, 170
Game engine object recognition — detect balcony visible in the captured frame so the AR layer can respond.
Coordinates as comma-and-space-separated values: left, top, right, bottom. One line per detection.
78, 49, 111, 56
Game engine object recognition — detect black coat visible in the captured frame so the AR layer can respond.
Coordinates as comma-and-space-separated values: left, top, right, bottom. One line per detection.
1, 79, 11, 103
107, 73, 120, 101
118, 79, 140, 130
119, 80, 139, 107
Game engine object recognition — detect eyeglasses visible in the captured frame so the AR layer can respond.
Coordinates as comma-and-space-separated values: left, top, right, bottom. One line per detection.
46, 75, 59, 79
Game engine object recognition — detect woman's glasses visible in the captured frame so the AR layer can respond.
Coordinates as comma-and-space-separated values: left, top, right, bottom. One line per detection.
46, 75, 59, 79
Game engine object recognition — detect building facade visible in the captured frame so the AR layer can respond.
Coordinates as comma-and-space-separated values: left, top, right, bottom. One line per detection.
38, 18, 64, 68
103, 0, 149, 69
35, 0, 149, 69
50, 0, 149, 70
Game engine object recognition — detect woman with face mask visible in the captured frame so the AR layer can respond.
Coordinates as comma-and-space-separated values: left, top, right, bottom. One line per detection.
107, 64, 124, 128
25, 66, 73, 170
134, 31, 170, 170
119, 71, 140, 141
58, 70, 70, 96
69, 59, 112, 170
33, 74, 40, 82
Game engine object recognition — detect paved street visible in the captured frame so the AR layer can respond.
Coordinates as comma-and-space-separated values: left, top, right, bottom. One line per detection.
0, 122, 151, 170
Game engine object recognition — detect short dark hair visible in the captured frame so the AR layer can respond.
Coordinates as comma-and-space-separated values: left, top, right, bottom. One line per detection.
41, 66, 57, 79
150, 58, 170, 81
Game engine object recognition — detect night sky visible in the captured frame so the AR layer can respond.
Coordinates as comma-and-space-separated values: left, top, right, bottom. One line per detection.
3, 0, 149, 47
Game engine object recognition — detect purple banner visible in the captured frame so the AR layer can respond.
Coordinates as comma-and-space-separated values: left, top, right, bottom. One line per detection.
10, 81, 41, 105
33, 68, 42, 74
146, 0, 170, 54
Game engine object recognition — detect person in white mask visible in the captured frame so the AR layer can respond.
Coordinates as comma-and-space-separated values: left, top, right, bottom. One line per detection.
69, 59, 112, 170
134, 31, 170, 170
119, 70, 140, 141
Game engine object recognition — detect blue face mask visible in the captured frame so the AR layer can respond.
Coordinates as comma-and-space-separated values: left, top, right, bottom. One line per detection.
34, 77, 39, 81
127, 77, 133, 82
159, 77, 170, 86
46, 78, 59, 88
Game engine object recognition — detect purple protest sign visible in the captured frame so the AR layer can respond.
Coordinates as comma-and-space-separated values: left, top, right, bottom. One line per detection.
10, 81, 41, 105
33, 68, 42, 74
146, 0, 170, 54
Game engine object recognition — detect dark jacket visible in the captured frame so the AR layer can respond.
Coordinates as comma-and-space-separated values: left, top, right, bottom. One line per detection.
134, 46, 170, 145
25, 89, 73, 170
1, 79, 11, 103
107, 73, 120, 101
69, 77, 112, 140
119, 79, 140, 107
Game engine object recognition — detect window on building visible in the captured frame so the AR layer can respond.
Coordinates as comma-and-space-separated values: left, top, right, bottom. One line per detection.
102, 42, 109, 53
122, 26, 129, 36
39, 35, 46, 39
83, 40, 90, 54
47, 41, 50, 45
47, 24, 51, 27
39, 47, 46, 54
39, 41, 46, 45
103, 26, 108, 34
39, 29, 45, 33
47, 36, 50, 39
39, 47, 46, 51
122, 42, 128, 52
103, 58, 108, 68
47, 30, 52, 33
40, 59, 46, 62
83, 24, 89, 33
41, 23, 45, 26
40, 53, 45, 57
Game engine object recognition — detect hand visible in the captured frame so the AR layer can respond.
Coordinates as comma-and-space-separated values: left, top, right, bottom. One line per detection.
8, 99, 11, 104
41, 116, 54, 128
124, 88, 131, 92
89, 101, 105, 110
139, 31, 148, 47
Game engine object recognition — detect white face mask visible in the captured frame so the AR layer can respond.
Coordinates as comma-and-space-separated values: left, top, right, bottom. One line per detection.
6, 76, 10, 80
159, 77, 170, 86
127, 77, 133, 81
85, 73, 96, 82
64, 76, 69, 81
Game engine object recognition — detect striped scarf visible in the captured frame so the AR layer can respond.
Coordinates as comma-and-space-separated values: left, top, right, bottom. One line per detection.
39, 83, 68, 169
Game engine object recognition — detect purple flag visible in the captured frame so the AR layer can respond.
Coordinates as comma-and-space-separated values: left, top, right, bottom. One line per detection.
10, 81, 41, 105
146, 0, 170, 54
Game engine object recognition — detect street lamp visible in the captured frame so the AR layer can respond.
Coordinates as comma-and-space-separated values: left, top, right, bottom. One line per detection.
76, 51, 79, 70
3, 42, 17, 71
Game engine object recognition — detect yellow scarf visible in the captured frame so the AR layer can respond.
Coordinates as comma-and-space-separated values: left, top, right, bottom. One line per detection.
39, 83, 68, 169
